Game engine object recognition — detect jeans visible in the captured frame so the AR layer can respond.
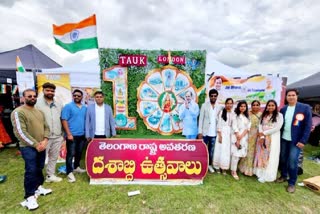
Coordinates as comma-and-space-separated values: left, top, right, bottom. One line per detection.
66, 135, 85, 174
20, 146, 45, 198
203, 136, 216, 165
279, 138, 301, 186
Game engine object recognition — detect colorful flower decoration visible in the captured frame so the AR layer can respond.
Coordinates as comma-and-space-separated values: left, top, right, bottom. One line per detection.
137, 65, 198, 135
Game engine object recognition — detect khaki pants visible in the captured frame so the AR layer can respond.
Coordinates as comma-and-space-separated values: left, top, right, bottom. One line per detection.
46, 136, 63, 176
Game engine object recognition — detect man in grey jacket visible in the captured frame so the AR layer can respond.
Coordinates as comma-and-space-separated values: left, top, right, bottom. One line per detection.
36, 82, 63, 183
85, 91, 116, 141
198, 89, 220, 173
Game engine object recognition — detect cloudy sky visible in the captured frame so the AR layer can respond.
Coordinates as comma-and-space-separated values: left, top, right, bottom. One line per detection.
1, 0, 319, 84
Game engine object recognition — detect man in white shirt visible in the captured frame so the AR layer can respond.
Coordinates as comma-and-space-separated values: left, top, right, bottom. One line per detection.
85, 91, 116, 141
198, 89, 220, 173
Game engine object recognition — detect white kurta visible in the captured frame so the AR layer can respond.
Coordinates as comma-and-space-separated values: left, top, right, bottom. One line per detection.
231, 114, 251, 158
213, 111, 235, 170
254, 113, 283, 182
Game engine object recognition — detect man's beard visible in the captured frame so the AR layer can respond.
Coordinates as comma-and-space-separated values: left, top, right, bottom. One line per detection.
44, 94, 54, 99
26, 99, 37, 106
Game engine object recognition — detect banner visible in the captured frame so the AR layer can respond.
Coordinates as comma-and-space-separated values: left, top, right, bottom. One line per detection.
86, 139, 208, 185
100, 49, 206, 134
207, 75, 283, 107
37, 73, 72, 106
16, 72, 34, 96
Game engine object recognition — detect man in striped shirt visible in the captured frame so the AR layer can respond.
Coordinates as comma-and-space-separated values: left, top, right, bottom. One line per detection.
11, 89, 52, 210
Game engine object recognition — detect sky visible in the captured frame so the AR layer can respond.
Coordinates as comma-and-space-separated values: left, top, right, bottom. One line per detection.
0, 0, 319, 84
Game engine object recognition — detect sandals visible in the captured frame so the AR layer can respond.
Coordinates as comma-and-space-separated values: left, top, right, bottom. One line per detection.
231, 172, 239, 180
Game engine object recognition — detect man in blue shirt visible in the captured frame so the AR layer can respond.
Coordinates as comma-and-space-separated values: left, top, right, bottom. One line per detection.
61, 89, 87, 183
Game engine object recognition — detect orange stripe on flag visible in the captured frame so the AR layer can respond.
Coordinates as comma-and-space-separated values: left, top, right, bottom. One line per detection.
53, 14, 96, 35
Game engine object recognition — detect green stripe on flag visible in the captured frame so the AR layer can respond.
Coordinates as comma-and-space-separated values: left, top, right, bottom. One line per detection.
17, 67, 25, 72
54, 37, 98, 53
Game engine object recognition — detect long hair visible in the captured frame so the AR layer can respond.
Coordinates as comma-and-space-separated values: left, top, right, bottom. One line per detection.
222, 98, 234, 122
260, 99, 278, 124
235, 100, 249, 119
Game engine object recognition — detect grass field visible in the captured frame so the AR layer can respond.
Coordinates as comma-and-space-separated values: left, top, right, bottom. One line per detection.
0, 136, 319, 214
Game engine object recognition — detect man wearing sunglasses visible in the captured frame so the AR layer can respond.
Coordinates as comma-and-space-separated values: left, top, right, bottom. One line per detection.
11, 89, 51, 210
61, 89, 87, 183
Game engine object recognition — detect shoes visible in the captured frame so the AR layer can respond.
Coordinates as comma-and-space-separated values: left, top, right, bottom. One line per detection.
276, 177, 287, 183
35, 185, 52, 196
287, 185, 296, 193
222, 170, 227, 176
258, 177, 265, 183
231, 172, 239, 180
67, 172, 76, 183
20, 195, 39, 210
45, 174, 62, 183
73, 167, 86, 173
208, 166, 215, 173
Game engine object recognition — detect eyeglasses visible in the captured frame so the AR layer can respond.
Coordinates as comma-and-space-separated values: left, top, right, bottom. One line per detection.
73, 94, 82, 98
26, 95, 37, 98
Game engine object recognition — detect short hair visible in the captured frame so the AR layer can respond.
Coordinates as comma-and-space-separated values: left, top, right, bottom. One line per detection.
94, 91, 104, 96
72, 89, 83, 96
286, 88, 299, 96
22, 89, 36, 97
42, 82, 56, 90
209, 88, 218, 96
185, 91, 193, 97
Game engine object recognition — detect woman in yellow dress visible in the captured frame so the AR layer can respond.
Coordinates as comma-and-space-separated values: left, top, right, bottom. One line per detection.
239, 100, 261, 176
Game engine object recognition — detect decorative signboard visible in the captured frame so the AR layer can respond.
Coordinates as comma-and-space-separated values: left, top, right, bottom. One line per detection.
99, 49, 206, 134
86, 139, 208, 185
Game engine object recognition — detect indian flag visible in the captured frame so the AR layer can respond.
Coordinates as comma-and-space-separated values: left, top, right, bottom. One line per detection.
53, 14, 98, 53
16, 56, 26, 72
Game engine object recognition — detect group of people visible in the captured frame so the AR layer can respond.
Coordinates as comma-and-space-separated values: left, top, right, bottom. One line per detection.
7, 82, 313, 210
179, 88, 312, 194
10, 83, 116, 210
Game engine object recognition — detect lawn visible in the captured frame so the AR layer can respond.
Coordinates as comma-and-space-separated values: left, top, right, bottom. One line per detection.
0, 136, 319, 214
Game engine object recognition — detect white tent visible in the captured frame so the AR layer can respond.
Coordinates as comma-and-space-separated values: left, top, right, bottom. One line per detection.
42, 59, 101, 88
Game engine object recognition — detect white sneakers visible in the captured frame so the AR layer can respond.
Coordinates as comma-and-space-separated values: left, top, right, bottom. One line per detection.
67, 172, 76, 183
258, 177, 265, 183
21, 195, 39, 210
21, 186, 52, 210
73, 167, 86, 173
208, 165, 215, 173
45, 174, 62, 183
35, 185, 52, 196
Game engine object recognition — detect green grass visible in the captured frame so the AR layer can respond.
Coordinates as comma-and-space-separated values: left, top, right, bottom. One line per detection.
0, 138, 319, 214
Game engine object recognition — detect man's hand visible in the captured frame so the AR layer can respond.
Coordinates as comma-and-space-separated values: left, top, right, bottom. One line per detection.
87, 137, 92, 142
67, 134, 73, 141
296, 142, 305, 149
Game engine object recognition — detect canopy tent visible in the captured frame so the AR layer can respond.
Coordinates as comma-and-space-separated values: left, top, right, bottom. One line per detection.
0, 44, 61, 84
287, 71, 320, 102
205, 56, 251, 78
42, 59, 101, 88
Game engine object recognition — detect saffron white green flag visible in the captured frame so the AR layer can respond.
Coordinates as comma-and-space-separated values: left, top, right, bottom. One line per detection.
16, 56, 26, 72
53, 14, 98, 53
16, 56, 35, 96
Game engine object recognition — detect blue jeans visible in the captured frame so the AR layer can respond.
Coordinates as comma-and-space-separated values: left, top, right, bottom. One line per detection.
203, 136, 216, 165
186, 135, 197, 139
20, 146, 45, 198
66, 135, 85, 174
279, 138, 301, 186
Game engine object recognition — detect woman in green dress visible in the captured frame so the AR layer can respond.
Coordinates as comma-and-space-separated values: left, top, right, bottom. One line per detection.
239, 100, 261, 176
